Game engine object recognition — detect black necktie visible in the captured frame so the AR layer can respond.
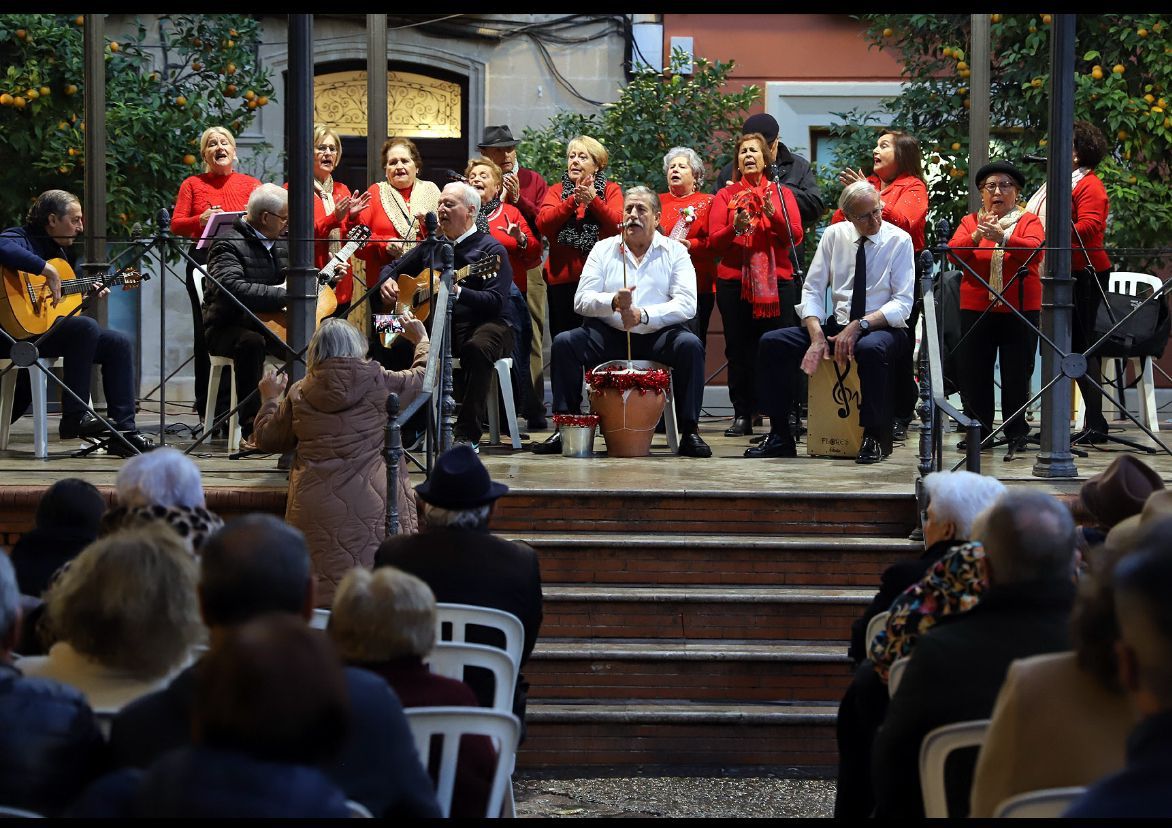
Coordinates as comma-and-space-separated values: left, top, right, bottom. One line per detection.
850, 236, 867, 321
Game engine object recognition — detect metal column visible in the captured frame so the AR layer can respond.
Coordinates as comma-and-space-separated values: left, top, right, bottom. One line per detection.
366, 15, 388, 187
286, 15, 315, 386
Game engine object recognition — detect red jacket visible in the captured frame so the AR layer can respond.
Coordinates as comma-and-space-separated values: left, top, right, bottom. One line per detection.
949, 211, 1046, 312
659, 191, 717, 294
831, 173, 928, 252
485, 202, 541, 292
708, 179, 803, 282
536, 180, 624, 286
1072, 172, 1111, 273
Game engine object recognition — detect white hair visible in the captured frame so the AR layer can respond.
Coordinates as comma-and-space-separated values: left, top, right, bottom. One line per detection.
246, 183, 288, 221
421, 501, 491, 530
662, 147, 705, 188
448, 181, 481, 213
115, 447, 207, 509
922, 471, 1007, 539
839, 179, 880, 214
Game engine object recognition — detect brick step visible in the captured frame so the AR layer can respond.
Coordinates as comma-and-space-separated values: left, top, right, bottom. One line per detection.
517, 532, 919, 587
517, 700, 838, 768
541, 584, 873, 641
527, 639, 852, 703
492, 491, 917, 537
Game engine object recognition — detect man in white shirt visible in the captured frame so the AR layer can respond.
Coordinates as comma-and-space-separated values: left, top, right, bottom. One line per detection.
746, 180, 914, 463
531, 186, 711, 458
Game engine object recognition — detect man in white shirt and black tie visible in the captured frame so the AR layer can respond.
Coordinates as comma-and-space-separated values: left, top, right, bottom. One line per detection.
746, 180, 914, 463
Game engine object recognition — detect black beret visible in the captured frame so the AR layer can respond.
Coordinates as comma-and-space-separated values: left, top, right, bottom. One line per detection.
974, 160, 1025, 189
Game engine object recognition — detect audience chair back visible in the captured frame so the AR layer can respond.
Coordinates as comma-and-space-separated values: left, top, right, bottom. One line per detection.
345, 799, 374, 818
0, 356, 64, 459
435, 603, 524, 676
865, 611, 889, 653
918, 718, 990, 818
888, 656, 910, 697
405, 706, 521, 818
992, 786, 1087, 818
0, 805, 44, 818
426, 642, 518, 713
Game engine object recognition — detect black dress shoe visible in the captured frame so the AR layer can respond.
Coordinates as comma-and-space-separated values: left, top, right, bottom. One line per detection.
530, 431, 562, 455
892, 417, 911, 442
108, 430, 156, 458
744, 432, 797, 458
724, 416, 753, 437
59, 412, 110, 440
856, 435, 883, 464
679, 433, 712, 458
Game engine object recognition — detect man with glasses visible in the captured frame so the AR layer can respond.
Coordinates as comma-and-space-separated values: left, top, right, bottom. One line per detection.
204, 183, 290, 450
745, 180, 914, 463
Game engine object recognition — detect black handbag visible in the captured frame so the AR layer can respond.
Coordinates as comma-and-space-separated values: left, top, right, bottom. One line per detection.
1090, 283, 1171, 358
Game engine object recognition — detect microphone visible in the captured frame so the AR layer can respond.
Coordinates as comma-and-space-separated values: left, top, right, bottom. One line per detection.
1023, 154, 1048, 164
444, 169, 469, 182
424, 211, 439, 239
766, 163, 781, 182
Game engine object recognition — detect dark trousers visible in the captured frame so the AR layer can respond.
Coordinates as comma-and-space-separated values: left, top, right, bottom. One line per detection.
894, 265, 926, 419
688, 290, 717, 350
550, 318, 705, 432
453, 319, 514, 442
546, 282, 581, 341
958, 309, 1040, 440
2, 315, 137, 430
716, 278, 796, 418
834, 659, 889, 819
1073, 268, 1111, 433
757, 322, 906, 434
205, 324, 287, 437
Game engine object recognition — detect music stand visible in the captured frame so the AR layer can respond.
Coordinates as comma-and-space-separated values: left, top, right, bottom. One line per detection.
195, 211, 244, 251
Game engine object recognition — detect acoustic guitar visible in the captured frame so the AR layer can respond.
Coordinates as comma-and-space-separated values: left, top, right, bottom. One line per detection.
393, 253, 501, 324
0, 257, 148, 338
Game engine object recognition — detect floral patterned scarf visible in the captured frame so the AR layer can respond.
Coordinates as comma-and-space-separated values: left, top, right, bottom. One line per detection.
556, 170, 609, 252
728, 179, 779, 319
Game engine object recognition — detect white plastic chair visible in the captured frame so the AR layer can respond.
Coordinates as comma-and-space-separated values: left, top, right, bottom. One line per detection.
345, 799, 374, 818
405, 706, 521, 819
192, 265, 283, 452
888, 656, 910, 697
590, 359, 679, 454
449, 357, 521, 450
434, 603, 525, 677
865, 611, 890, 654
425, 642, 518, 714
993, 786, 1087, 818
918, 718, 990, 818
0, 356, 64, 459
310, 608, 331, 630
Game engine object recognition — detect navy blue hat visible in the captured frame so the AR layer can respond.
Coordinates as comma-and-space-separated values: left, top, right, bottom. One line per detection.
741, 113, 779, 144
975, 160, 1026, 189
415, 444, 509, 508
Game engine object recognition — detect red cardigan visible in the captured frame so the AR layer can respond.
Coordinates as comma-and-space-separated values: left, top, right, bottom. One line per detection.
536, 180, 624, 286
831, 173, 928, 252
659, 190, 717, 294
485, 202, 541, 293
1072, 172, 1111, 273
708, 179, 803, 282
949, 211, 1046, 312
171, 171, 261, 238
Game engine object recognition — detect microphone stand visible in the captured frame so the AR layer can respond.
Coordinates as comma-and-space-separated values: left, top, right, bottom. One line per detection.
619, 220, 633, 364
768, 162, 804, 286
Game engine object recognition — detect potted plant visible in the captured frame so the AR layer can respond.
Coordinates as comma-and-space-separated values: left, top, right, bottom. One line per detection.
586, 361, 671, 457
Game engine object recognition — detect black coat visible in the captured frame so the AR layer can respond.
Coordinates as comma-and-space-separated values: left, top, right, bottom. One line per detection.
375, 526, 543, 721
107, 662, 440, 818
0, 663, 106, 816
202, 217, 288, 331
10, 526, 97, 598
451, 230, 514, 329
871, 578, 1076, 819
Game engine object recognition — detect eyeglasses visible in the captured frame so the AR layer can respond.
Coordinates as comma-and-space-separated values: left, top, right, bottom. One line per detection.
848, 206, 883, 222
981, 182, 1018, 193
315, 145, 338, 154
264, 210, 289, 224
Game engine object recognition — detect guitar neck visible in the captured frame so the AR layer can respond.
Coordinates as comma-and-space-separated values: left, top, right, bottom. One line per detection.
60, 271, 136, 296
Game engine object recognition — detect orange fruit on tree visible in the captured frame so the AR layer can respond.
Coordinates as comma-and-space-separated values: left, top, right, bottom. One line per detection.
183, 153, 197, 165
1113, 64, 1126, 74
1145, 93, 1156, 103
990, 13, 1001, 23
64, 83, 78, 95
74, 15, 83, 25
1031, 78, 1043, 88
951, 142, 962, 150
225, 83, 238, 95
1091, 66, 1103, 80
257, 95, 269, 106
943, 47, 953, 57
0, 93, 12, 106
957, 60, 969, 71
175, 95, 187, 107
39, 86, 50, 96
225, 40, 235, 48
26, 89, 39, 100
1118, 129, 1129, 140
883, 27, 894, 38
109, 41, 120, 52
243, 89, 255, 100
192, 62, 203, 71
247, 99, 258, 109
959, 68, 971, 79
226, 62, 236, 75
1138, 27, 1148, 37
1041, 14, 1052, 24
58, 165, 69, 174
13, 96, 26, 108
57, 120, 68, 129
229, 28, 238, 36
67, 148, 77, 157
15, 29, 27, 40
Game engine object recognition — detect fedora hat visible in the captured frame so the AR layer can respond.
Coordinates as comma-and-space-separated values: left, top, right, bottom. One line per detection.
1104, 488, 1172, 557
415, 444, 509, 508
1080, 454, 1165, 529
477, 125, 519, 149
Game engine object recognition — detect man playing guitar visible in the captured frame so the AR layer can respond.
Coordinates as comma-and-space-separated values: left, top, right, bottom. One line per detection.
0, 189, 155, 456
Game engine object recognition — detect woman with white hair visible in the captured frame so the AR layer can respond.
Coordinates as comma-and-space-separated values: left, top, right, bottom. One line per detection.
252, 317, 429, 605
659, 146, 716, 345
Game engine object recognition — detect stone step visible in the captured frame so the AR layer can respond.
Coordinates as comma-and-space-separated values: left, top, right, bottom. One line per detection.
518, 700, 838, 769
527, 639, 852, 704
517, 532, 919, 587
540, 584, 873, 641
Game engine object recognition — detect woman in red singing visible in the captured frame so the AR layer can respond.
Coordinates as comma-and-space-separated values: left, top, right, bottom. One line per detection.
659, 147, 716, 347
465, 157, 541, 290
536, 135, 624, 339
834, 130, 928, 438
948, 160, 1045, 455
172, 126, 261, 422
708, 132, 803, 437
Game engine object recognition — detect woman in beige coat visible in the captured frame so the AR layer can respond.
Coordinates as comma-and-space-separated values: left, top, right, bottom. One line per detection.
253, 317, 429, 605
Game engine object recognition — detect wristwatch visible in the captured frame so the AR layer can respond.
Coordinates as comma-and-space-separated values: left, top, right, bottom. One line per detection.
857, 317, 871, 334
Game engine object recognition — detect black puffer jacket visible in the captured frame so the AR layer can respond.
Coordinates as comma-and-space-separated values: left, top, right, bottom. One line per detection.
202, 216, 288, 330
0, 662, 106, 815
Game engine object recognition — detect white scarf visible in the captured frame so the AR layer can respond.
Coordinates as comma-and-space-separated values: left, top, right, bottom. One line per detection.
988, 207, 1025, 301
1024, 167, 1089, 231
314, 176, 341, 260
377, 179, 440, 242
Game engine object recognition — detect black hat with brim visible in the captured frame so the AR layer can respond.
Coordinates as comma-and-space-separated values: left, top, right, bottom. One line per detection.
974, 159, 1026, 189
477, 125, 519, 149
415, 444, 509, 508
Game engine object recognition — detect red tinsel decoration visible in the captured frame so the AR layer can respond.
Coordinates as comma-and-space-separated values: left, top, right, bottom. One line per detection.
586, 367, 671, 394
552, 414, 601, 428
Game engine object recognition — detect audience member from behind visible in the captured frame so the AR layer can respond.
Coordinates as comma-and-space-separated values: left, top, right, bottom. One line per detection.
100, 447, 224, 553
17, 524, 201, 712
376, 444, 543, 725
10, 478, 106, 597
107, 514, 440, 818
330, 567, 497, 818
1067, 521, 1172, 817
74, 615, 352, 818
0, 554, 104, 816
1076, 453, 1164, 552
872, 490, 1078, 818
970, 514, 1146, 817
252, 317, 430, 605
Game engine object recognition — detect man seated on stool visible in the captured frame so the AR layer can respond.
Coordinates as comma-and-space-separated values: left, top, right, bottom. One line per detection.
745, 180, 914, 464
531, 186, 711, 458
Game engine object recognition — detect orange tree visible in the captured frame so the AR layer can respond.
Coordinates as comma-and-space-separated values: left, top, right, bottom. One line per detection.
0, 14, 274, 235
821, 14, 1172, 268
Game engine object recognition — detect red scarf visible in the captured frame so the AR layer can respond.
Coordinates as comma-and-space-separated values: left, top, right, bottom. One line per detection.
729, 180, 778, 319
